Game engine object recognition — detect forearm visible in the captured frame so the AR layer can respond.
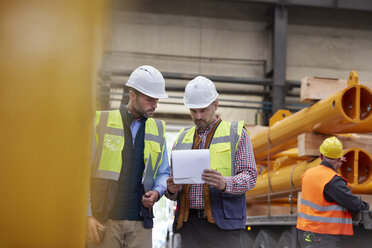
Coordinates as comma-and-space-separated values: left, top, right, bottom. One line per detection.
325, 176, 369, 212
225, 129, 257, 194
153, 173, 168, 198
334, 190, 369, 212
152, 144, 170, 198
225, 170, 257, 193
153, 161, 169, 198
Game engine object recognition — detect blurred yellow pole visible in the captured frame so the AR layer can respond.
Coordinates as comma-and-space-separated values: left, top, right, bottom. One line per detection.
0, 0, 108, 247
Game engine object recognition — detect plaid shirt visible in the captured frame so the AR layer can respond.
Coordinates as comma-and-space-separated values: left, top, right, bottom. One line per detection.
166, 117, 257, 209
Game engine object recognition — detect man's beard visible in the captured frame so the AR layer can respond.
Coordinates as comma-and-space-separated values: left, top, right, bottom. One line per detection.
142, 111, 152, 118
134, 102, 155, 118
195, 119, 208, 129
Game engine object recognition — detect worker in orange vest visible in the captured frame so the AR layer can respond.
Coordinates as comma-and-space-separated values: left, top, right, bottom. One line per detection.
296, 136, 369, 248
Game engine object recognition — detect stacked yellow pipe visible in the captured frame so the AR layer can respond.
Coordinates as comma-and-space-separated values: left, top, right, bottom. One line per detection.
246, 148, 372, 204
254, 138, 298, 162
258, 148, 312, 166
252, 71, 372, 162
0, 1, 108, 247
341, 148, 372, 194
246, 156, 317, 204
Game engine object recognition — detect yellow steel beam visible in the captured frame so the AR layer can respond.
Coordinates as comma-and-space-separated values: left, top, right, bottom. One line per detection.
257, 148, 311, 167
254, 137, 298, 162
252, 71, 372, 161
246, 148, 372, 204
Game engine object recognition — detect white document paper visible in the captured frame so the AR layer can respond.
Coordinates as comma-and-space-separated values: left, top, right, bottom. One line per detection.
171, 149, 210, 184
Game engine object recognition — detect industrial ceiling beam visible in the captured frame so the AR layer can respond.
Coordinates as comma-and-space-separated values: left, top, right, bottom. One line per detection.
100, 84, 300, 97
272, 4, 288, 113
228, 0, 372, 12
103, 70, 300, 88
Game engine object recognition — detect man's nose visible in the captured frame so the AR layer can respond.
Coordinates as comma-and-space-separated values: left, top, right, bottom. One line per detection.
195, 112, 202, 119
152, 100, 158, 109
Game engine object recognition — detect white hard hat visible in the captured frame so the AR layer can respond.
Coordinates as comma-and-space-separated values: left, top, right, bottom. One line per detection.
126, 65, 168, 99
184, 76, 219, 108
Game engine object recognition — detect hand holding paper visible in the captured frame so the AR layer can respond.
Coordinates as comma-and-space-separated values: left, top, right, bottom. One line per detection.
202, 169, 226, 191
171, 149, 210, 184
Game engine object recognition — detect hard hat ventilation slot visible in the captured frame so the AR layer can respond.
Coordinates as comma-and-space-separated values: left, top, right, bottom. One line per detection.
139, 68, 152, 76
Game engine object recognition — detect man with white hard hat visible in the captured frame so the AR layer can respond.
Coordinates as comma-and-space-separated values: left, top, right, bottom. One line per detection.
165, 76, 257, 248
87, 65, 170, 248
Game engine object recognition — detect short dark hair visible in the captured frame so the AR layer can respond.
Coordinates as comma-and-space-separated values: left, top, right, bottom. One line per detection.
128, 87, 140, 95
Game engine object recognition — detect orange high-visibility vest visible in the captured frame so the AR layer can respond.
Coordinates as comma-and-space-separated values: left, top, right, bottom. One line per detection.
297, 164, 353, 235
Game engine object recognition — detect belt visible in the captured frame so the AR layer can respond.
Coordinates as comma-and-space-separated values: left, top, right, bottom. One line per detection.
189, 209, 206, 219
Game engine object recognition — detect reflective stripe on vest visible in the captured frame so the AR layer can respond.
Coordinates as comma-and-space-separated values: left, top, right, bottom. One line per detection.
298, 213, 352, 225
143, 118, 166, 180
296, 165, 353, 235
301, 198, 347, 212
174, 120, 244, 176
91, 110, 165, 182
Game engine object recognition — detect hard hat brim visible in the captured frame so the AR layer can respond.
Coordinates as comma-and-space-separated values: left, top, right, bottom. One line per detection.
126, 81, 168, 99
184, 98, 217, 109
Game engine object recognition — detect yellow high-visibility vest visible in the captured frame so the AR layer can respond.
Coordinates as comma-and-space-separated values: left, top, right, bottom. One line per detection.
91, 110, 166, 182
174, 120, 244, 176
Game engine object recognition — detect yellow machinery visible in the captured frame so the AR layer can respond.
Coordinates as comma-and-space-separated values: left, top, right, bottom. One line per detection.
0, 1, 108, 247
245, 72, 372, 246
246, 148, 372, 204
252, 71, 372, 162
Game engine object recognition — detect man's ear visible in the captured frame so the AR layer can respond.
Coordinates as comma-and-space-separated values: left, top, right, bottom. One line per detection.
129, 90, 136, 101
214, 100, 219, 111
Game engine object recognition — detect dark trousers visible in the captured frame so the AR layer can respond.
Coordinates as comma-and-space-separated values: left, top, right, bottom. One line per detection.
297, 229, 341, 248
177, 210, 243, 248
